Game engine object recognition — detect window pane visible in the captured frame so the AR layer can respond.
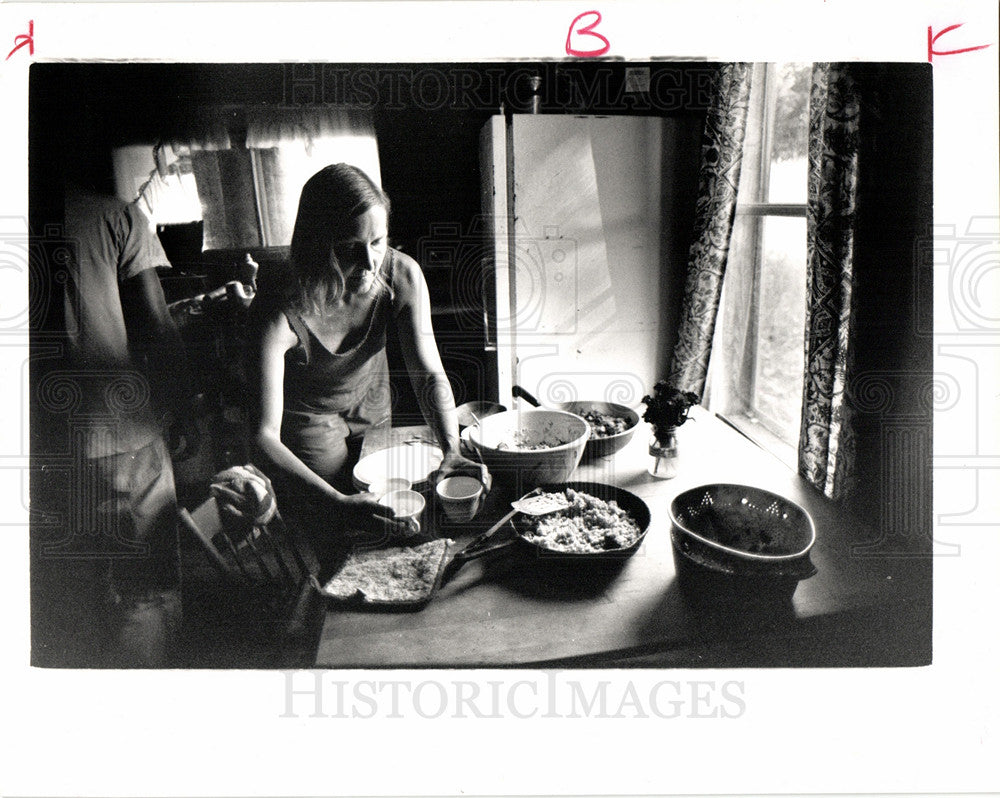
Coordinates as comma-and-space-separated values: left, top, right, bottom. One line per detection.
709, 214, 757, 415
766, 63, 810, 204
191, 150, 262, 250
252, 147, 296, 247
738, 63, 769, 203
707, 63, 810, 464
752, 216, 807, 444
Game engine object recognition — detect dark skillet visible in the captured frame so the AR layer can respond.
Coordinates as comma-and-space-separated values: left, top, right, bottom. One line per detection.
442, 482, 651, 582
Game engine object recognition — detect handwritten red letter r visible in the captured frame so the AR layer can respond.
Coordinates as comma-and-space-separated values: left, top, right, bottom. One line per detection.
5, 19, 34, 61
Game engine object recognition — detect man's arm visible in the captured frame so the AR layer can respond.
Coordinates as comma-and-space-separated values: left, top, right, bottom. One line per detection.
120, 268, 201, 456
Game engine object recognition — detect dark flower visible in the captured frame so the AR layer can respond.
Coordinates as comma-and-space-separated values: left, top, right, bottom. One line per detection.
640, 382, 700, 436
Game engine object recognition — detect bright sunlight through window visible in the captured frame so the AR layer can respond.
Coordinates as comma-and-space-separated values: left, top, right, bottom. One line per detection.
707, 63, 811, 465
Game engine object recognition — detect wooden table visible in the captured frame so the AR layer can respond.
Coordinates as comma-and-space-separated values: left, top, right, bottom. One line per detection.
315, 409, 931, 668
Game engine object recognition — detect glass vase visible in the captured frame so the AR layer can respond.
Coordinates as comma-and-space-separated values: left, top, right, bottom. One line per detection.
648, 427, 679, 479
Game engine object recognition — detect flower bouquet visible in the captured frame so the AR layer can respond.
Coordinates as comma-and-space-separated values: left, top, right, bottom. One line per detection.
640, 382, 699, 478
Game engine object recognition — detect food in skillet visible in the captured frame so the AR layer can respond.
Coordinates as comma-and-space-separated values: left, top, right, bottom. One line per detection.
580, 409, 630, 438
322, 538, 450, 603
519, 488, 642, 553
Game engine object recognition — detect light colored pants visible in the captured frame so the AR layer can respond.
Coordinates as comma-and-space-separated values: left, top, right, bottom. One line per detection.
32, 437, 182, 668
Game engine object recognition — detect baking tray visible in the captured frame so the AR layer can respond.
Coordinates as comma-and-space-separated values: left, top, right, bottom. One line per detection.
321, 537, 452, 612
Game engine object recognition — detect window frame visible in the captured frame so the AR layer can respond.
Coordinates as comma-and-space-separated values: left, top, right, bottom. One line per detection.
711, 62, 810, 469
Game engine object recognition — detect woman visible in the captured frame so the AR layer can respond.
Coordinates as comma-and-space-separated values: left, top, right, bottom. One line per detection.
251, 163, 489, 547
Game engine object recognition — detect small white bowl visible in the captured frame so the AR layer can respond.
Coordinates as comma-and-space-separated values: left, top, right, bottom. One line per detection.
367, 477, 412, 500
436, 475, 485, 523
377, 489, 425, 537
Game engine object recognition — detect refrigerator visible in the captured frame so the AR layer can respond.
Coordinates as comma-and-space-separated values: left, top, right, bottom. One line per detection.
480, 113, 702, 411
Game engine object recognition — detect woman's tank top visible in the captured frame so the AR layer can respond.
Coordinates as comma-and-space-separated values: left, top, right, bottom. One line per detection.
281, 249, 398, 436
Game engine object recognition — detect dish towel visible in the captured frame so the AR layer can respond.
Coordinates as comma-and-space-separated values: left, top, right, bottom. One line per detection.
210, 464, 278, 526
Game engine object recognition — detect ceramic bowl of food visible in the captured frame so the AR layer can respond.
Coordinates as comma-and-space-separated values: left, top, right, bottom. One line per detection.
510, 386, 639, 459
455, 400, 507, 431
555, 401, 640, 460
466, 409, 590, 486
668, 483, 818, 603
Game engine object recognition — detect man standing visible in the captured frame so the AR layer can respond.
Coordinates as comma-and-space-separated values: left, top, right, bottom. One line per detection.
32, 183, 199, 668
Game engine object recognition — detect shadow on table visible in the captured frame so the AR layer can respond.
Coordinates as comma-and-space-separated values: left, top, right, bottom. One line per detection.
625, 575, 932, 668
470, 545, 635, 601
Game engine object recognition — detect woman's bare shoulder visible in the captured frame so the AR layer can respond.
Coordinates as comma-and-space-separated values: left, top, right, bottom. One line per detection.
387, 249, 427, 303
256, 305, 299, 349
390, 248, 422, 281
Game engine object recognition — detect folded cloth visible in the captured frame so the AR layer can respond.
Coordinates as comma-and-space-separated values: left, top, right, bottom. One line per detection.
210, 464, 277, 526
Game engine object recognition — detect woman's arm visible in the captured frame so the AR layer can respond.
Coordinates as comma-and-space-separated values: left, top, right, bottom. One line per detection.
252, 312, 332, 496
251, 311, 400, 530
391, 253, 491, 489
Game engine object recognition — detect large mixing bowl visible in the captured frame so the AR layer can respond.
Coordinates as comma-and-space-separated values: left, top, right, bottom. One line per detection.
466, 409, 589, 487
455, 400, 507, 431
669, 483, 818, 604
512, 385, 640, 460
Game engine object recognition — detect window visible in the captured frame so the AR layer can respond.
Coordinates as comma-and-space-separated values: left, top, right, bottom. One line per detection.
112, 145, 203, 226
707, 63, 811, 466
191, 136, 381, 251
111, 109, 382, 251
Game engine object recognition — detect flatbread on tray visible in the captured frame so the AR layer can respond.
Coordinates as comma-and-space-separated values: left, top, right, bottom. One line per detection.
321, 538, 452, 606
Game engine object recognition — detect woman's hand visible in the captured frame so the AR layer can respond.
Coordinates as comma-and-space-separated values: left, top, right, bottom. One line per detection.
433, 450, 492, 494
331, 491, 411, 541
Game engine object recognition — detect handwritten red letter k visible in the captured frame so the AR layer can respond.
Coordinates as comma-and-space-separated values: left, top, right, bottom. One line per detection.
927, 23, 990, 63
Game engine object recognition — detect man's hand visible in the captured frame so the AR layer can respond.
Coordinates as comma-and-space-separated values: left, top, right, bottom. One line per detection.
166, 412, 202, 462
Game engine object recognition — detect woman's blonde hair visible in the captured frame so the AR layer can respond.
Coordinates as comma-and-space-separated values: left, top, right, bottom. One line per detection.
287, 163, 391, 312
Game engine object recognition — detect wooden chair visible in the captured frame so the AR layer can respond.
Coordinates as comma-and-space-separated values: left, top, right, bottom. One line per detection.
178, 497, 325, 667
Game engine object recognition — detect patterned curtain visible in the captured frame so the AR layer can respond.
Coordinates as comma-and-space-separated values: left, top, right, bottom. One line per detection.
667, 63, 754, 396
798, 63, 860, 499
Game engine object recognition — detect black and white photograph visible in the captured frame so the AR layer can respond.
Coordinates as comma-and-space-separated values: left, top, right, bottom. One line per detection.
27, 59, 935, 670
3, 2, 999, 796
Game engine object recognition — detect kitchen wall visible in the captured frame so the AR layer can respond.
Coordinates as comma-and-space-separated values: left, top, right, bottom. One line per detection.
845, 64, 933, 549
29, 61, 708, 438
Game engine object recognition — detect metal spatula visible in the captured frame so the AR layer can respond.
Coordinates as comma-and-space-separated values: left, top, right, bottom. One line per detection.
509, 488, 571, 516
